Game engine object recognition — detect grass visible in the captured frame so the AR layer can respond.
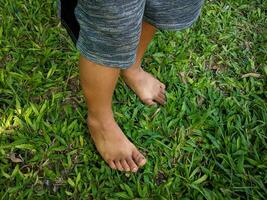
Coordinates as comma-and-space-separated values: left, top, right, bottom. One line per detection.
0, 0, 266, 199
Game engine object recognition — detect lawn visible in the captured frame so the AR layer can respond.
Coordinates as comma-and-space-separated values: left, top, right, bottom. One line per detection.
0, 0, 266, 199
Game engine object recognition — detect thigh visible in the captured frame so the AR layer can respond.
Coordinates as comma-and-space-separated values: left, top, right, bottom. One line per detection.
74, 0, 146, 68
144, 0, 204, 30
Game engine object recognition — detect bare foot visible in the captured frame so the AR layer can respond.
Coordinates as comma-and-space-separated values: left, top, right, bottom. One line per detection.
121, 67, 166, 105
87, 116, 146, 172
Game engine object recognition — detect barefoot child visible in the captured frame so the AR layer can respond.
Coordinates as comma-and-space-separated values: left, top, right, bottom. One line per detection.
59, 0, 204, 172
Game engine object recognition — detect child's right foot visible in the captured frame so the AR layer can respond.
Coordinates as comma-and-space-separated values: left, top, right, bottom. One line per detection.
87, 116, 146, 172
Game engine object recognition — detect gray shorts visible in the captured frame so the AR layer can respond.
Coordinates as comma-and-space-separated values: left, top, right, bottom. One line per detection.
59, 0, 204, 68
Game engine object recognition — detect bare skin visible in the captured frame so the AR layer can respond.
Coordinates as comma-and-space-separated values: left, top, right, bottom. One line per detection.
79, 21, 166, 172
79, 56, 146, 172
121, 21, 166, 105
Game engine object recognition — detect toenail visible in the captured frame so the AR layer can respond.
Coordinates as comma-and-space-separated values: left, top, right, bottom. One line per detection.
137, 156, 144, 161
132, 168, 138, 172
138, 158, 146, 166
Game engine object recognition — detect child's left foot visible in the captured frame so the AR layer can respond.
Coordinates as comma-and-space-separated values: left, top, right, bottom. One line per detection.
121, 67, 166, 105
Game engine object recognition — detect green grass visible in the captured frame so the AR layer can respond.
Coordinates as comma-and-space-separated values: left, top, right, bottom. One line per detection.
0, 0, 266, 199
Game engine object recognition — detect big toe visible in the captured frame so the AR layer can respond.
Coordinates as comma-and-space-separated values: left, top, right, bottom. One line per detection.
133, 150, 147, 167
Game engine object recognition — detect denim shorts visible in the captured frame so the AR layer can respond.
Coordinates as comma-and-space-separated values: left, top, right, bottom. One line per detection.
59, 0, 204, 68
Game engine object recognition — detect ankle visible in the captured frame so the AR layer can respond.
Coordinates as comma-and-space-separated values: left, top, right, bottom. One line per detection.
87, 111, 114, 128
121, 63, 143, 77
88, 107, 113, 118
87, 114, 120, 140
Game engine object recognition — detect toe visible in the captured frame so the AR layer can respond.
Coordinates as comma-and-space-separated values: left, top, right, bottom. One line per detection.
126, 158, 139, 172
115, 160, 124, 171
143, 98, 157, 106
137, 156, 147, 167
108, 160, 117, 170
160, 90, 166, 96
159, 93, 166, 101
133, 150, 147, 167
160, 83, 166, 90
120, 160, 131, 172
154, 95, 166, 105
160, 87, 166, 94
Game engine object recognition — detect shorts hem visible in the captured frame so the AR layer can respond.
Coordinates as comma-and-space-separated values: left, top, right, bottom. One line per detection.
76, 43, 135, 69
143, 12, 201, 31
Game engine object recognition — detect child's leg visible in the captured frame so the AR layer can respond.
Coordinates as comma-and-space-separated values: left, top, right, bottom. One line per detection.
121, 21, 166, 106
79, 55, 146, 172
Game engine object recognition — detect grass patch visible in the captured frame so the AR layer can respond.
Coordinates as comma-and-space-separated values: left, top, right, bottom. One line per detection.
0, 0, 266, 199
